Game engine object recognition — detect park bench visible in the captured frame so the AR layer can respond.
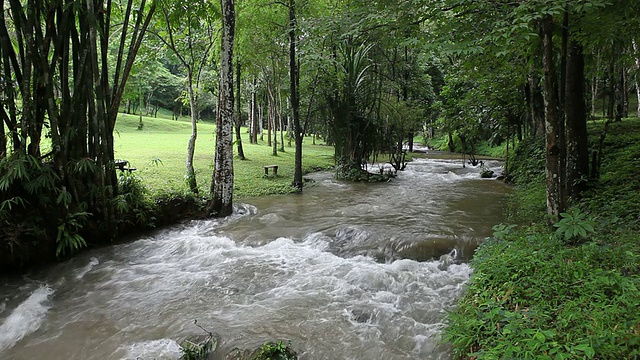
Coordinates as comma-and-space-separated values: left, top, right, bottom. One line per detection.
115, 160, 137, 173
263, 165, 278, 176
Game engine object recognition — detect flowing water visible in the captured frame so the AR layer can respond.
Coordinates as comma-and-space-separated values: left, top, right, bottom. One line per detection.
0, 158, 510, 360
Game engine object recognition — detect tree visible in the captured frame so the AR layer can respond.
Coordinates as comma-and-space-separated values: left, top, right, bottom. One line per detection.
288, 0, 303, 190
0, 0, 155, 258
209, 0, 235, 217
155, 0, 218, 194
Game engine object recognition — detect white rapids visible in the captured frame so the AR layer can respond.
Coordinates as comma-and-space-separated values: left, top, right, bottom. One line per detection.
0, 158, 509, 360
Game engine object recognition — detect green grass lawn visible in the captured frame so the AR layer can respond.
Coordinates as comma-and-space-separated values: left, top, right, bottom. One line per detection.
113, 113, 335, 199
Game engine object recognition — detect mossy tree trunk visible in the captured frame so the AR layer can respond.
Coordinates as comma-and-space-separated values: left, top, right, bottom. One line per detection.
210, 0, 235, 217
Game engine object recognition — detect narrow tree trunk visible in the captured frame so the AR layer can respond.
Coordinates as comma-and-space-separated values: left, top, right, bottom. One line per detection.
267, 89, 272, 147
186, 72, 199, 193
591, 78, 598, 118
637, 77, 640, 118
272, 108, 278, 156
251, 77, 258, 143
542, 16, 562, 221
607, 62, 615, 119
235, 60, 245, 159
248, 89, 254, 143
278, 95, 285, 152
634, 41, 640, 118
564, 38, 589, 202
619, 68, 628, 119
210, 0, 235, 217
0, 112, 5, 158
259, 103, 264, 141
287, 115, 292, 147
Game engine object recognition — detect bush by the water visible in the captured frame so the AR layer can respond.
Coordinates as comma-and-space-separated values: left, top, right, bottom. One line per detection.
445, 119, 640, 359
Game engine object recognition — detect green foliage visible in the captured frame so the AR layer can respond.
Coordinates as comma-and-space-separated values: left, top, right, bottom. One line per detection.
553, 209, 597, 244
445, 230, 640, 359
252, 341, 297, 360
179, 320, 217, 360
583, 119, 640, 228
475, 140, 509, 159
115, 172, 156, 228
180, 337, 216, 360
335, 160, 393, 182
426, 132, 459, 152
447, 119, 640, 359
506, 181, 547, 225
506, 135, 545, 185
490, 223, 517, 240
56, 212, 90, 257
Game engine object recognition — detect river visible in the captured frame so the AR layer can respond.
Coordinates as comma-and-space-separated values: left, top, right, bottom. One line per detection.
0, 158, 510, 359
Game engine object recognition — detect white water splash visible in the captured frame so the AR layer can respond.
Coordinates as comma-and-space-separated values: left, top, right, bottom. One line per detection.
75, 257, 100, 280
118, 338, 181, 360
0, 285, 53, 352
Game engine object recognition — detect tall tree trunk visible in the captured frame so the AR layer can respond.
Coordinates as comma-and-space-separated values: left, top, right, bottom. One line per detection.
259, 103, 264, 141
210, 0, 235, 217
272, 107, 278, 156
618, 68, 628, 120
251, 77, 258, 143
591, 78, 598, 118
633, 40, 640, 118
248, 88, 254, 143
186, 72, 199, 194
0, 113, 5, 159
591, 52, 600, 118
278, 91, 285, 152
607, 62, 616, 119
564, 38, 589, 202
267, 87, 272, 147
287, 115, 292, 147
542, 16, 563, 221
235, 60, 245, 159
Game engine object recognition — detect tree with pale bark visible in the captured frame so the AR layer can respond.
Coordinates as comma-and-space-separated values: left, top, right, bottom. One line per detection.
209, 0, 235, 217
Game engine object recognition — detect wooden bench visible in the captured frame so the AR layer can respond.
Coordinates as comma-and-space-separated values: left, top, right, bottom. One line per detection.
263, 165, 278, 176
115, 160, 137, 173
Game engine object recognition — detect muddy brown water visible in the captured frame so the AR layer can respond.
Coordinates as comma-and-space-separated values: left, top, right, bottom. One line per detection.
0, 158, 510, 359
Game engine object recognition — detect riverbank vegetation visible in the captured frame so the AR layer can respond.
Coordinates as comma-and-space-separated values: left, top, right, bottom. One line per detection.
445, 118, 640, 359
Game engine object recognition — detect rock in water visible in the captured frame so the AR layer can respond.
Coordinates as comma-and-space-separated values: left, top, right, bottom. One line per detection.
480, 169, 494, 178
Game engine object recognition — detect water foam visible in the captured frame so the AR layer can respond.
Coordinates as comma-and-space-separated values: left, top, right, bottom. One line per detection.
0, 285, 53, 352
75, 257, 100, 280
119, 338, 181, 359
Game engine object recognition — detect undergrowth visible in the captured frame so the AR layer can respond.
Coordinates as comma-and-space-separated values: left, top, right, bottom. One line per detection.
445, 118, 640, 359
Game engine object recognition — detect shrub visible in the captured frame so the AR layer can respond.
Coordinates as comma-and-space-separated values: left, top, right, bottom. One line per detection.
445, 229, 640, 359
115, 172, 156, 229
252, 341, 297, 360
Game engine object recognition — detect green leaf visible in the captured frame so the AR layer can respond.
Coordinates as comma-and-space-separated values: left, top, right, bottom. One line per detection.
582, 223, 595, 233
574, 344, 595, 358
577, 227, 587, 238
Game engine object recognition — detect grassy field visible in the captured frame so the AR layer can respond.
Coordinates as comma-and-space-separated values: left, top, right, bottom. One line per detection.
113, 113, 335, 198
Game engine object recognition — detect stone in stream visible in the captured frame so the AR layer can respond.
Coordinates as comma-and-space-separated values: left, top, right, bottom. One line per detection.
480, 168, 495, 178
349, 308, 374, 323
